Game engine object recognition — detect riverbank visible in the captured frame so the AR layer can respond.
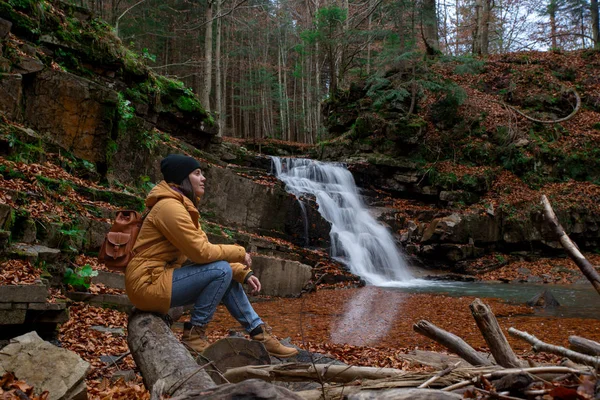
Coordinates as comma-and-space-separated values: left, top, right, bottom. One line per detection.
204, 285, 600, 368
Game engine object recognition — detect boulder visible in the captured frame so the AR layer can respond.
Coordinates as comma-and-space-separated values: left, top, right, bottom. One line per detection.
0, 331, 90, 400
250, 255, 312, 297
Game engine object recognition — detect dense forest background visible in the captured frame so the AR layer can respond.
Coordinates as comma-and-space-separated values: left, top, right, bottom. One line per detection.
71, 0, 600, 143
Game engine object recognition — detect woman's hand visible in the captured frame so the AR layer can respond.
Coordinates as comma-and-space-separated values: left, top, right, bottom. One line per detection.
246, 275, 261, 295
243, 253, 252, 269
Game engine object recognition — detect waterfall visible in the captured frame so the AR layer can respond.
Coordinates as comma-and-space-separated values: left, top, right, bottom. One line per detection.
272, 157, 413, 286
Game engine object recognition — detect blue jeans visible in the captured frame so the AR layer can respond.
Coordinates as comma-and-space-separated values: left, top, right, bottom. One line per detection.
170, 260, 263, 332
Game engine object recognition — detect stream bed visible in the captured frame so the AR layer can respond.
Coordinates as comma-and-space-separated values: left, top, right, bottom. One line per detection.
386, 280, 600, 320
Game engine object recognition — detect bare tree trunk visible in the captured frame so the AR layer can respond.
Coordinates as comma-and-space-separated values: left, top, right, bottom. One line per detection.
201, 0, 214, 112
413, 320, 493, 366
421, 0, 440, 55
592, 0, 599, 49
480, 0, 490, 54
469, 299, 522, 368
215, 0, 222, 136
473, 0, 482, 54
541, 195, 600, 296
569, 336, 600, 356
551, 12, 558, 49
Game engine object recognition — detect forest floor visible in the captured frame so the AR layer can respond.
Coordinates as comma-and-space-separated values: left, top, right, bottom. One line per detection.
52, 266, 600, 399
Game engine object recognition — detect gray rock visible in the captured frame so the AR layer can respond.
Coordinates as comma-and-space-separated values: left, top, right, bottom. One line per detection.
0, 73, 22, 121
526, 276, 543, 284
20, 219, 37, 243
0, 309, 26, 324
0, 284, 48, 303
14, 56, 44, 74
250, 255, 312, 297
0, 332, 90, 400
92, 271, 125, 290
8, 243, 62, 263
526, 290, 560, 308
0, 18, 12, 38
0, 57, 11, 73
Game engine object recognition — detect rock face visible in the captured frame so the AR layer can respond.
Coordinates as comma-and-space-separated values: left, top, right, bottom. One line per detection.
250, 255, 312, 296
200, 166, 331, 247
23, 70, 118, 163
0, 331, 90, 400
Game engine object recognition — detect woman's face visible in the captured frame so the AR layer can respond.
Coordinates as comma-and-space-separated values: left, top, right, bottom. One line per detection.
188, 168, 206, 197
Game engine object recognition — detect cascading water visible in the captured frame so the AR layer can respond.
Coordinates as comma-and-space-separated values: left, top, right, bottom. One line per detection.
272, 157, 413, 286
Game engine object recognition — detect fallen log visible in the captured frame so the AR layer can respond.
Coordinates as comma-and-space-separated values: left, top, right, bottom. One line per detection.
469, 299, 522, 368
508, 328, 600, 368
224, 362, 407, 384
413, 320, 493, 366
569, 336, 600, 357
541, 194, 600, 296
127, 311, 216, 398
297, 386, 463, 400
127, 311, 302, 399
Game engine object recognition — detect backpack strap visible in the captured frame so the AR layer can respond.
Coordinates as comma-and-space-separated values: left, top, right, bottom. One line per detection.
131, 200, 164, 256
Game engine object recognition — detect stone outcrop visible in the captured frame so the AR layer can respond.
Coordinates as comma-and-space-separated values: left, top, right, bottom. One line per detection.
250, 255, 312, 297
0, 331, 89, 400
200, 165, 331, 247
0, 279, 68, 341
23, 70, 118, 163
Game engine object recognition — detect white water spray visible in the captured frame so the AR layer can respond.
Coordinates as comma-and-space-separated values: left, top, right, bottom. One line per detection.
272, 157, 413, 286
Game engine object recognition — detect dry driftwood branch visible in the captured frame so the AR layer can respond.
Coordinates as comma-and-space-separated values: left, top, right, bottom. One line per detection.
499, 87, 581, 124
508, 328, 600, 368
413, 320, 493, 366
223, 362, 407, 384
469, 299, 522, 368
441, 366, 590, 392
418, 362, 460, 388
541, 194, 600, 296
569, 336, 600, 357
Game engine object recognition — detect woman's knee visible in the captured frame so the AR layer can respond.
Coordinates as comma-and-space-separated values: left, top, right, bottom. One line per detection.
213, 260, 233, 281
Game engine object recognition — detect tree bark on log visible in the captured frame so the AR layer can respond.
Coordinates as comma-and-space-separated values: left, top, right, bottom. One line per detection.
469, 299, 522, 368
508, 328, 600, 368
127, 311, 216, 398
127, 311, 302, 399
224, 362, 407, 384
297, 387, 462, 400
541, 194, 600, 296
413, 320, 493, 366
569, 336, 600, 357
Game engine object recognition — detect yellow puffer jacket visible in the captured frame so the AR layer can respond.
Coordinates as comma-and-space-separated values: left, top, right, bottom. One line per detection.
125, 181, 248, 314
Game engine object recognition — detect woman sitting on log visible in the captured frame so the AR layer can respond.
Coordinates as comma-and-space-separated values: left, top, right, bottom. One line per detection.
125, 154, 298, 358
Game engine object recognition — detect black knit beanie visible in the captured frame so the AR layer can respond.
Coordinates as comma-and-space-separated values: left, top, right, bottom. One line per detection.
160, 154, 201, 184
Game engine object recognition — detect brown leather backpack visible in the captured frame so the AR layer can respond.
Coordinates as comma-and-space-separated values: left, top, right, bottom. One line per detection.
98, 210, 157, 272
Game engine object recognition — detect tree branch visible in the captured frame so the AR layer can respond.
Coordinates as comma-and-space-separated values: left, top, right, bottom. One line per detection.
541, 194, 600, 296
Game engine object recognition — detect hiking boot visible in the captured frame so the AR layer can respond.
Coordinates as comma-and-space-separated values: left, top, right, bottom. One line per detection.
182, 322, 209, 354
251, 325, 298, 358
